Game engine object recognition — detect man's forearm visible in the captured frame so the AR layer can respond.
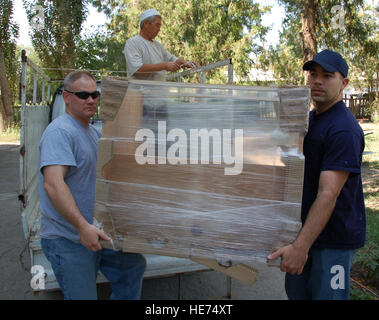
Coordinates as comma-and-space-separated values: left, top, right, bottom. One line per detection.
294, 190, 337, 252
294, 170, 349, 252
266, 170, 349, 274
135, 60, 188, 74
44, 176, 109, 251
136, 62, 169, 74
44, 178, 89, 231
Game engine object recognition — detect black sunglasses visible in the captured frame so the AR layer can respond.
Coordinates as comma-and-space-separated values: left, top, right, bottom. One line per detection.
65, 89, 101, 100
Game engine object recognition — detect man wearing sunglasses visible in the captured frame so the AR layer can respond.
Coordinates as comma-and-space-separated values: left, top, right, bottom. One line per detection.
38, 71, 146, 299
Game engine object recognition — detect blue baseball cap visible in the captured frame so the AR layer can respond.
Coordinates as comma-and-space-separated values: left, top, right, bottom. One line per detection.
303, 49, 349, 78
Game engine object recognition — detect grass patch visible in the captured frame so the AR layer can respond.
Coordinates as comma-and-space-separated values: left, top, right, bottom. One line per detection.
0, 123, 20, 144
350, 122, 379, 300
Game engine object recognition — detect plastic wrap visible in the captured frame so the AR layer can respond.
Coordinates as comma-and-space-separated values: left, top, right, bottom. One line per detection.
95, 78, 310, 264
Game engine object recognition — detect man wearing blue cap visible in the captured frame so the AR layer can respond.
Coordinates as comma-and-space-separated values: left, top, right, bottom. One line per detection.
124, 9, 198, 81
268, 50, 366, 300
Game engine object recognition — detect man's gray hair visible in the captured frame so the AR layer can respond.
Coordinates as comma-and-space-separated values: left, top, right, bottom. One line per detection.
63, 71, 96, 91
140, 15, 161, 29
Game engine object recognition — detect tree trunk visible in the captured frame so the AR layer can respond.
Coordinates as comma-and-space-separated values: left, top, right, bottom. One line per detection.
0, 46, 14, 121
0, 97, 9, 132
300, 0, 317, 64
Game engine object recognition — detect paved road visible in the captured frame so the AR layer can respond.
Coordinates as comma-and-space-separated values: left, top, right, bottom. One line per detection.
0, 143, 287, 300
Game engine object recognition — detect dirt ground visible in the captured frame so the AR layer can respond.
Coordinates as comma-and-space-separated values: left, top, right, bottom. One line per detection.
361, 165, 379, 187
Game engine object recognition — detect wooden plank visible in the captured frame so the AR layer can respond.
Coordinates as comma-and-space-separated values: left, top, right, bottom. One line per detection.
100, 76, 130, 120
191, 258, 258, 285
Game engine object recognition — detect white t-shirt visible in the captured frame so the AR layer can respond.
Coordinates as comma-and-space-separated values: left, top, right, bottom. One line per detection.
124, 35, 178, 81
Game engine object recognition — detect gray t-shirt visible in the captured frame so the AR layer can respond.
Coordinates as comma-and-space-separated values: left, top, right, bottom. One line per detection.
38, 113, 101, 243
124, 34, 178, 81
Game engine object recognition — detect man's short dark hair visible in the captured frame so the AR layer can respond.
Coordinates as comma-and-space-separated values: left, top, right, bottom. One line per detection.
63, 71, 96, 91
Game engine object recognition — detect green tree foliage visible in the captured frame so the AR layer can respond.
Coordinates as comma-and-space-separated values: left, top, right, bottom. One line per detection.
347, 5, 379, 96
0, 0, 19, 130
260, 17, 304, 85
261, 0, 378, 87
90, 0, 270, 82
23, 0, 88, 79
75, 26, 126, 78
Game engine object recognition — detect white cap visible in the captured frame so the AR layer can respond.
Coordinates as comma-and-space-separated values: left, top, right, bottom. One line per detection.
140, 9, 160, 23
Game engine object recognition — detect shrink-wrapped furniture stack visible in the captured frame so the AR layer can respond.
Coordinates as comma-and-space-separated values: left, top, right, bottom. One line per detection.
94, 77, 310, 283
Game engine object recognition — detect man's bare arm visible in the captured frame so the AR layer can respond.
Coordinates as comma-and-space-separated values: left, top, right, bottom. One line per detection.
267, 170, 349, 274
135, 61, 181, 74
42, 165, 110, 251
135, 58, 198, 75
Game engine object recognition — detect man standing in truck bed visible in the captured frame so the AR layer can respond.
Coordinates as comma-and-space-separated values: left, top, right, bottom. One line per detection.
124, 8, 198, 81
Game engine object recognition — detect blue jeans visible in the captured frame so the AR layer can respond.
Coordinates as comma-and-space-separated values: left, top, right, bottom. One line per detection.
285, 248, 356, 300
99, 248, 146, 300
41, 238, 146, 300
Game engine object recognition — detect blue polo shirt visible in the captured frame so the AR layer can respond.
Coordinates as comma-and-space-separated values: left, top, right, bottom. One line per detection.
302, 100, 366, 249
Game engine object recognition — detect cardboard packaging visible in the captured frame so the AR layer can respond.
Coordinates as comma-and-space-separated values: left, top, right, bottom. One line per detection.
95, 77, 310, 283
